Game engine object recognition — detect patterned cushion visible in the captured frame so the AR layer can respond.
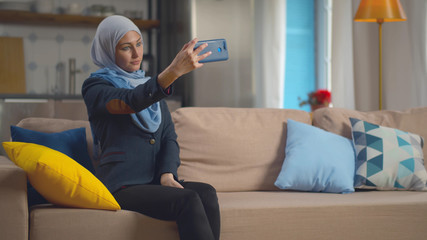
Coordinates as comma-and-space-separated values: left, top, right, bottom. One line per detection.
350, 118, 427, 191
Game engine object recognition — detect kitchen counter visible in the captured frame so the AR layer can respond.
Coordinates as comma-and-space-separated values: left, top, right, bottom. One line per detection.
0, 96, 87, 156
0, 94, 83, 100
0, 94, 182, 156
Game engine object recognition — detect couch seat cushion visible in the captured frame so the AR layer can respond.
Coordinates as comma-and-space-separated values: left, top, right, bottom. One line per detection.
29, 207, 178, 240
218, 191, 427, 240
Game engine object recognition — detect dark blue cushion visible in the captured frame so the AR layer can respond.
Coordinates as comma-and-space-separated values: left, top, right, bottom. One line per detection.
10, 125, 94, 206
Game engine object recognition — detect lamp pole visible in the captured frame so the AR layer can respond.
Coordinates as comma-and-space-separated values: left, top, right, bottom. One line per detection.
378, 19, 383, 110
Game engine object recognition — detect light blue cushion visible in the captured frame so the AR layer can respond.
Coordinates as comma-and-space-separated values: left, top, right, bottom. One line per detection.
274, 119, 355, 194
350, 118, 427, 191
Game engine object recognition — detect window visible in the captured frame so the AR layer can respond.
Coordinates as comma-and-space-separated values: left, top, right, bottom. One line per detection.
284, 0, 332, 111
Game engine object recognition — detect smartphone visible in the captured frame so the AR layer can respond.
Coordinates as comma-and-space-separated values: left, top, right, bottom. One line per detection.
194, 39, 229, 63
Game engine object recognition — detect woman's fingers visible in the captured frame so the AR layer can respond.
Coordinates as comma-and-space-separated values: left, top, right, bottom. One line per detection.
182, 38, 198, 51
185, 38, 210, 59
193, 43, 208, 55
160, 173, 184, 188
197, 51, 212, 62
172, 180, 184, 189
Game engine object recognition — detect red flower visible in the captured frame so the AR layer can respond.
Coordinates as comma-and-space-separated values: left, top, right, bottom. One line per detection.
299, 89, 331, 107
312, 89, 331, 105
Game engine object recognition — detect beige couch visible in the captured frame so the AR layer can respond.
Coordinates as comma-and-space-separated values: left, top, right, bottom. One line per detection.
1, 106, 427, 240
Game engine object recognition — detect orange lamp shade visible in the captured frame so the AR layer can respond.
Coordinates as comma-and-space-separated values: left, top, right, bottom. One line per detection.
354, 0, 407, 22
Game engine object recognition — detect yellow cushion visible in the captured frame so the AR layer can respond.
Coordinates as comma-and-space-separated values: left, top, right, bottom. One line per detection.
2, 142, 120, 210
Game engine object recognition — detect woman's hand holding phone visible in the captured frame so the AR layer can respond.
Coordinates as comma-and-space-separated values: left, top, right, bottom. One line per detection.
157, 38, 211, 89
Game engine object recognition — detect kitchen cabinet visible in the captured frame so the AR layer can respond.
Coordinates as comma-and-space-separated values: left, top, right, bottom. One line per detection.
0, 7, 160, 75
0, 10, 159, 29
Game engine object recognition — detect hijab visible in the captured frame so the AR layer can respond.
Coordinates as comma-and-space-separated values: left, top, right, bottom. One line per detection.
90, 15, 161, 133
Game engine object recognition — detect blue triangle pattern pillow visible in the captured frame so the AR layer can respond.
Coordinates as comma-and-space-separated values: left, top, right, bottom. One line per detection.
350, 118, 427, 191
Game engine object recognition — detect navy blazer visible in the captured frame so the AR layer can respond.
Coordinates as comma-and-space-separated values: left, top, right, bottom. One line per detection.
82, 76, 180, 193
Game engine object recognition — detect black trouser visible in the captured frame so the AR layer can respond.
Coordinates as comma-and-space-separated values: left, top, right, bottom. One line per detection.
113, 182, 220, 240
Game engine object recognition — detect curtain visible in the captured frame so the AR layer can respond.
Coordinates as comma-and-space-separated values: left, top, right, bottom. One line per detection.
331, 0, 356, 109
381, 0, 425, 110
253, 0, 286, 108
406, 0, 427, 107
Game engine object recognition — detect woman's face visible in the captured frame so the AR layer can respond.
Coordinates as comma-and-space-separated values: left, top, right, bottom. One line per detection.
115, 31, 143, 72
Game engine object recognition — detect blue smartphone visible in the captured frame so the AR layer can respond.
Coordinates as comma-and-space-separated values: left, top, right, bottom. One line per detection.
194, 39, 229, 63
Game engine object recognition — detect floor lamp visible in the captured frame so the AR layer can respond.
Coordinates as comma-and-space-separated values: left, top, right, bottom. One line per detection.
354, 0, 406, 110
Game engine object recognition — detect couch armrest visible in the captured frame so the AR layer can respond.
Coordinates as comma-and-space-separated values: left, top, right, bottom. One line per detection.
0, 155, 28, 240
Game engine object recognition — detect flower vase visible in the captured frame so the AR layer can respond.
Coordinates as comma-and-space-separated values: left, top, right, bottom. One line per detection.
310, 104, 327, 112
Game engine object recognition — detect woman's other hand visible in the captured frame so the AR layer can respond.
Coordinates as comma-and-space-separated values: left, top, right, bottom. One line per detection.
160, 173, 184, 188
157, 38, 212, 89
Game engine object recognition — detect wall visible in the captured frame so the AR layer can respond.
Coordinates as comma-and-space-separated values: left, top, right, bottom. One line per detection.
192, 0, 254, 107
0, 0, 150, 95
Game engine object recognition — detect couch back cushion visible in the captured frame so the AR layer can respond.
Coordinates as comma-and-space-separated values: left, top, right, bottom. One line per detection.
15, 118, 93, 164
172, 107, 312, 192
312, 107, 427, 170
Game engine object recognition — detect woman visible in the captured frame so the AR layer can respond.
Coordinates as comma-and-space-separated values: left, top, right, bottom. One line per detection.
82, 15, 220, 240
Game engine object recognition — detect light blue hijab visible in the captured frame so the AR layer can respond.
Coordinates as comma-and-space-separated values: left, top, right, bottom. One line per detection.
90, 15, 161, 133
